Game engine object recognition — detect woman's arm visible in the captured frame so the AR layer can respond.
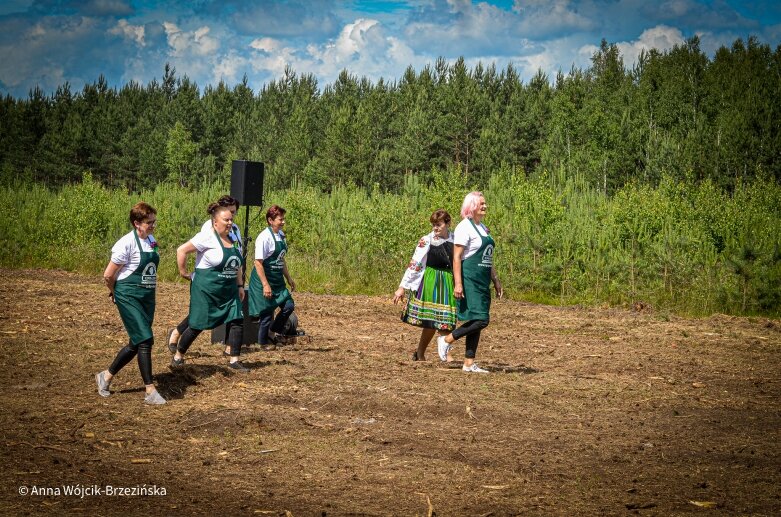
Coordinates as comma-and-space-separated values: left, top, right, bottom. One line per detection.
103, 261, 122, 302
453, 244, 464, 299
491, 265, 503, 299
176, 241, 197, 281
237, 266, 245, 301
282, 262, 296, 292
394, 235, 431, 303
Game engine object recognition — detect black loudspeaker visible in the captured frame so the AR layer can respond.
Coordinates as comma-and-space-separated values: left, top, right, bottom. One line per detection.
211, 296, 259, 345
230, 160, 264, 207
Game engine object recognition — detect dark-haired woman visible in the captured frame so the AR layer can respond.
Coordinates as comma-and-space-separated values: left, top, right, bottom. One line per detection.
248, 205, 297, 348
437, 192, 503, 373
171, 203, 249, 372
393, 209, 457, 361
167, 195, 242, 354
95, 202, 166, 404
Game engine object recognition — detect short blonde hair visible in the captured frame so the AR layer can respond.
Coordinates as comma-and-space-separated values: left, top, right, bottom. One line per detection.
460, 191, 484, 219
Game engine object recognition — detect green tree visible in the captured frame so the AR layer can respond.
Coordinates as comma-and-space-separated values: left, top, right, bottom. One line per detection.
165, 121, 198, 187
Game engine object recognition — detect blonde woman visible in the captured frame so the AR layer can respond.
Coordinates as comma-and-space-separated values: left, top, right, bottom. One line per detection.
437, 192, 503, 373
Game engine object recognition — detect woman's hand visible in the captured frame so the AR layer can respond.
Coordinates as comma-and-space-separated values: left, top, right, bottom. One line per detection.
493, 277, 504, 299
392, 287, 405, 304
177, 242, 197, 282
454, 283, 464, 299
288, 279, 297, 292
263, 283, 272, 299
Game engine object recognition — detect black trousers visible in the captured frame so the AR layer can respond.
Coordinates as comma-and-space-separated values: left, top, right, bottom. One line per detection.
178, 318, 244, 357
451, 319, 489, 359
109, 337, 154, 385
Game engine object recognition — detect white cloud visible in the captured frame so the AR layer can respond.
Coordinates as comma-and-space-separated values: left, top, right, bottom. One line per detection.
406, 1, 516, 55
577, 25, 686, 69
515, 36, 596, 81
616, 25, 686, 64
246, 18, 423, 87
512, 0, 594, 37
28, 23, 46, 38
109, 19, 145, 46
213, 50, 251, 85
249, 37, 281, 53
163, 22, 219, 57
81, 0, 133, 17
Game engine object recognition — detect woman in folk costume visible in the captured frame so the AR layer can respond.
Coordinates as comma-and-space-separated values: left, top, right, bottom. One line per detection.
171, 202, 249, 372
248, 205, 297, 349
437, 192, 503, 373
393, 209, 457, 361
167, 195, 242, 355
95, 202, 166, 404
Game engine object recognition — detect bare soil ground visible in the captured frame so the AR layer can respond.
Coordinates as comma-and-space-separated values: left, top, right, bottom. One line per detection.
0, 268, 779, 516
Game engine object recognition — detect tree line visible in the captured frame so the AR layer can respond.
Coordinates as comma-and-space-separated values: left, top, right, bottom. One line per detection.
1, 36, 780, 193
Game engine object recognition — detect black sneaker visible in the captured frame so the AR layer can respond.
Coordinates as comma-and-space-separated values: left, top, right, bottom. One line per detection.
170, 357, 185, 369
227, 361, 250, 372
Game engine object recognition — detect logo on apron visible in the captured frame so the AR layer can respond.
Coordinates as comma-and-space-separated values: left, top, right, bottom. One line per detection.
273, 249, 287, 270
219, 255, 241, 278
141, 262, 157, 287
480, 244, 494, 267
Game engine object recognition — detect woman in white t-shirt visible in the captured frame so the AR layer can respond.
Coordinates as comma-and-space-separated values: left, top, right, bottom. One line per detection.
95, 202, 166, 404
436, 191, 503, 373
170, 203, 249, 373
248, 205, 297, 348
167, 195, 242, 355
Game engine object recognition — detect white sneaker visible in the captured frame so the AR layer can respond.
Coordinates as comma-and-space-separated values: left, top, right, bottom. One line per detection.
462, 363, 489, 373
144, 390, 167, 405
95, 371, 111, 397
437, 336, 451, 362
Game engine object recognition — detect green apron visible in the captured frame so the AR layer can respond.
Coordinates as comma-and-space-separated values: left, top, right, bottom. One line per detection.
188, 231, 243, 330
457, 219, 495, 322
249, 226, 292, 317
114, 230, 158, 345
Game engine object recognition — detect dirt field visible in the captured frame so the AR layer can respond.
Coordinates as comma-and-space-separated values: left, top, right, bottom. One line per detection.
0, 268, 779, 516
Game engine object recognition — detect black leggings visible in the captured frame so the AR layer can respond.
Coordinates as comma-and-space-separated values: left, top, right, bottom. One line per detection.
176, 316, 189, 334
178, 318, 244, 357
451, 319, 489, 359
108, 337, 154, 385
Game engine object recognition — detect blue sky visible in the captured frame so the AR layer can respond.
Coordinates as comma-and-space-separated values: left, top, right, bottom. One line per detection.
1, 0, 779, 98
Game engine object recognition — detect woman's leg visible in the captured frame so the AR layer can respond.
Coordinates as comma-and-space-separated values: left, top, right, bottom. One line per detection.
135, 337, 154, 386
107, 339, 139, 379
257, 310, 274, 346
415, 328, 436, 360
174, 326, 203, 359
98, 337, 165, 402
226, 319, 244, 358
438, 319, 488, 364
226, 319, 249, 372
463, 329, 482, 367
269, 299, 295, 336
169, 316, 189, 345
